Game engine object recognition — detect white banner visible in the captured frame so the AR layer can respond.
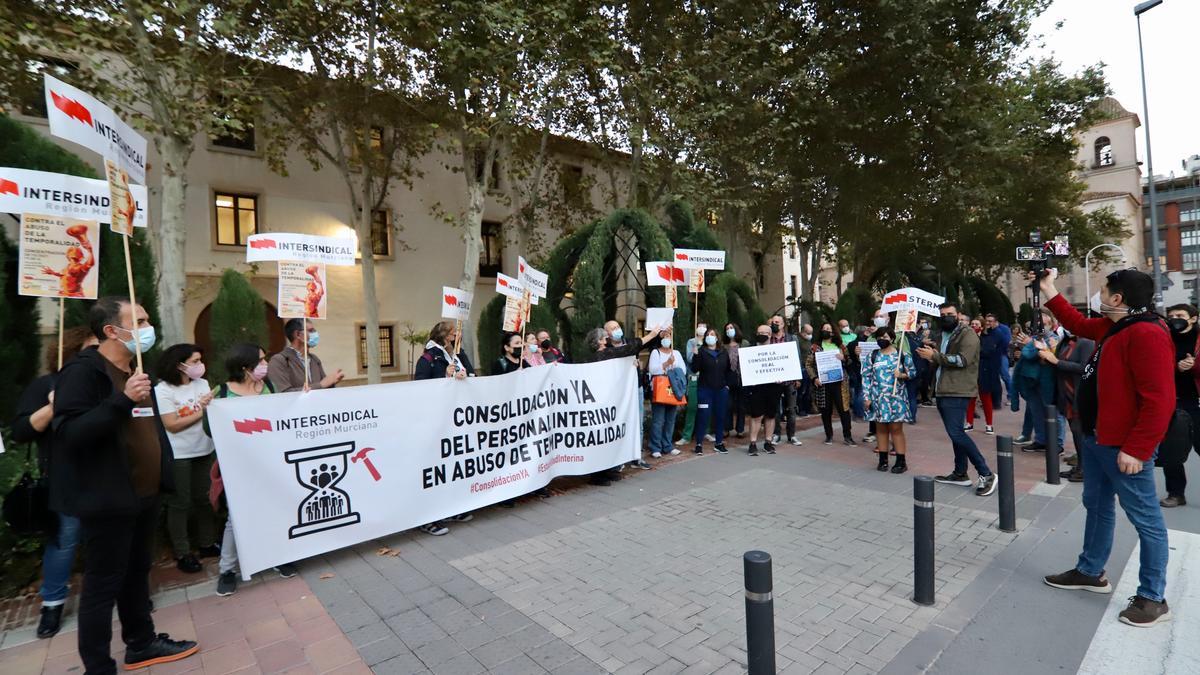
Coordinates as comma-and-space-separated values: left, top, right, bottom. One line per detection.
644, 261, 685, 286
881, 287, 945, 316
815, 350, 845, 385
246, 233, 358, 266
673, 248, 726, 270
207, 360, 642, 578
0, 167, 148, 227
441, 286, 473, 320
44, 74, 147, 184
740, 343, 805, 387
495, 273, 538, 304
518, 256, 548, 298
645, 308, 674, 332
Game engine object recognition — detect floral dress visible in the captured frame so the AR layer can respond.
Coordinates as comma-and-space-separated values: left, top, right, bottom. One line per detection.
863, 349, 914, 423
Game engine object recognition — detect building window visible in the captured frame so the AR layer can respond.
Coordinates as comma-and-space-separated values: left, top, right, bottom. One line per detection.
789, 243, 798, 259
1182, 228, 1200, 248
210, 98, 255, 151
789, 275, 799, 300
1183, 251, 1200, 271
561, 164, 584, 203
1182, 208, 1200, 224
473, 150, 501, 191
370, 209, 391, 257
479, 220, 503, 277
1094, 137, 1113, 168
358, 324, 396, 370
15, 58, 77, 117
214, 192, 258, 246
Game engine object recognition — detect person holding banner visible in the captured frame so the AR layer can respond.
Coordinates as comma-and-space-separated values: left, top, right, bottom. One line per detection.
745, 325, 782, 457
269, 319, 344, 392
768, 315, 800, 445
52, 297, 199, 673
584, 324, 663, 484
493, 333, 526, 375
536, 330, 566, 363
806, 324, 856, 446
691, 328, 735, 454
647, 331, 686, 458
11, 327, 98, 639
414, 321, 475, 380
862, 327, 914, 474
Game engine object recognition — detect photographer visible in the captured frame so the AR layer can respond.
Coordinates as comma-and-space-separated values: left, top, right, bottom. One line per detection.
1038, 269, 1173, 627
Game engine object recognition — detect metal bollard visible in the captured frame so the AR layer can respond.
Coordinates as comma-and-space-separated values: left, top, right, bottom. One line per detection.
997, 436, 1016, 533
913, 476, 935, 606
1045, 405, 1060, 485
744, 551, 776, 675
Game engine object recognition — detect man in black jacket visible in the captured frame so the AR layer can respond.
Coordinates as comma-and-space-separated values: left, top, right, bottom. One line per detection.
52, 297, 198, 674
584, 325, 660, 484
1038, 331, 1095, 483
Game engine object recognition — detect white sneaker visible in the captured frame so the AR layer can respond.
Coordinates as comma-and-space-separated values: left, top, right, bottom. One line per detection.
651, 451, 662, 458
788, 437, 802, 446
668, 449, 681, 456
675, 438, 688, 446
985, 425, 995, 435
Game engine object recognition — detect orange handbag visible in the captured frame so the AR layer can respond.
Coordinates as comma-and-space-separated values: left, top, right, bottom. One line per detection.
651, 375, 686, 406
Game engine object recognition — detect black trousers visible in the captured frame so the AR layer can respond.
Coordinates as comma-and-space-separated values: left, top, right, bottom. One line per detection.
775, 384, 797, 438
78, 497, 158, 675
797, 378, 813, 416
820, 384, 852, 441
1163, 398, 1200, 497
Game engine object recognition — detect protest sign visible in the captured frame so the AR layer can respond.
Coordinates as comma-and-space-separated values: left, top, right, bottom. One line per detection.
894, 308, 918, 333
664, 284, 678, 309
278, 262, 327, 319
44, 74, 147, 184
441, 286, 473, 321
645, 308, 674, 332
815, 350, 845, 385
881, 287, 945, 315
688, 269, 706, 293
502, 295, 526, 333
246, 233, 358, 266
645, 261, 685, 286
672, 248, 726, 270
104, 160, 135, 236
207, 359, 642, 578
495, 273, 538, 304
858, 341, 880, 368
18, 214, 99, 299
739, 342, 805, 387
0, 167, 148, 227
518, 256, 548, 298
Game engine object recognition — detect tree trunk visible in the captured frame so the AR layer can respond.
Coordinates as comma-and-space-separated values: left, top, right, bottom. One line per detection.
357, 174, 382, 383
459, 141, 485, 293
154, 135, 191, 344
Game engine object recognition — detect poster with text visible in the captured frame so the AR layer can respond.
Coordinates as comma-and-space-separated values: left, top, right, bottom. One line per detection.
518, 256, 548, 298
104, 159, 135, 236
44, 74, 147, 184
18, 213, 99, 299
278, 261, 327, 319
441, 286, 473, 321
502, 294, 526, 333
673, 248, 726, 270
815, 350, 845, 385
247, 233, 358, 266
0, 167, 149, 227
665, 284, 678, 309
894, 308, 918, 333
740, 342, 805, 387
688, 268, 706, 293
495, 273, 538, 304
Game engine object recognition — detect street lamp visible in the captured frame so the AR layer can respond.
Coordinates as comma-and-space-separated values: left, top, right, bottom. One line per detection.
1085, 244, 1129, 316
1135, 0, 1164, 303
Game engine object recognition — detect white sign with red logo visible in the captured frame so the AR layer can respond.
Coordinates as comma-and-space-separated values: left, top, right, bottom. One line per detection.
644, 261, 686, 286
43, 74, 147, 184
881, 287, 945, 316
206, 360, 642, 579
494, 273, 538, 305
672, 248, 726, 270
517, 256, 548, 298
245, 232, 358, 266
441, 286, 473, 321
0, 167, 149, 227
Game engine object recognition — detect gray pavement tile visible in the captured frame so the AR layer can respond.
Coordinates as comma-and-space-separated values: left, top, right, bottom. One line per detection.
486, 653, 549, 675
356, 635, 411, 666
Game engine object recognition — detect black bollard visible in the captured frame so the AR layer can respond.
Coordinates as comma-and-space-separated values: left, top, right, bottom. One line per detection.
997, 435, 1016, 533
913, 476, 935, 606
1045, 405, 1060, 485
744, 551, 776, 675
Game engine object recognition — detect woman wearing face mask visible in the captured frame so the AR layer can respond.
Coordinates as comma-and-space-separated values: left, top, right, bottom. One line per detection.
863, 328, 913, 472
493, 332, 526, 375
647, 331, 686, 458
155, 344, 218, 574
203, 344, 297, 596
806, 323, 856, 446
690, 328, 735, 454
676, 324, 709, 447
523, 332, 547, 367
724, 323, 748, 438
971, 318, 1002, 434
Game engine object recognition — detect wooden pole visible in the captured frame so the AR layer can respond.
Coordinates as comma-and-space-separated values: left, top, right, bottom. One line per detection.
303, 324, 311, 390
122, 235, 143, 373
57, 297, 65, 371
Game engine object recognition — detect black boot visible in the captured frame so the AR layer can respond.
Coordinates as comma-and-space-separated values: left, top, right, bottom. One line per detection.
890, 455, 908, 474
876, 451, 889, 472
37, 605, 64, 639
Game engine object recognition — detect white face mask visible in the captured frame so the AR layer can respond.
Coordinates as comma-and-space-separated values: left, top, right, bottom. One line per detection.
872, 317, 888, 328
1090, 291, 1129, 318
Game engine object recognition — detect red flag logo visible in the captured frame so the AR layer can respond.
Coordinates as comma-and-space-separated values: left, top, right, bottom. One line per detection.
498, 278, 509, 287
249, 238, 277, 249
675, 252, 688, 261
656, 265, 684, 283
444, 294, 458, 307
233, 418, 272, 434
50, 91, 93, 126
519, 262, 526, 273
0, 178, 17, 196
884, 292, 908, 304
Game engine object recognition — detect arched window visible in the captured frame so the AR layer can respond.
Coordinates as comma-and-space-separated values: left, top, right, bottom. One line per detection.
1094, 137, 1113, 167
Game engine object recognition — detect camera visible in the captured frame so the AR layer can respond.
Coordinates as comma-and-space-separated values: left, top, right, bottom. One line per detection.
1016, 231, 1069, 274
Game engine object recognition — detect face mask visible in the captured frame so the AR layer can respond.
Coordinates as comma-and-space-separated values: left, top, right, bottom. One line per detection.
696, 326, 707, 337
307, 331, 320, 348
756, 334, 770, 344
540, 339, 552, 350
250, 363, 269, 381
726, 328, 736, 338
820, 330, 832, 340
661, 337, 672, 348
611, 328, 624, 342
704, 335, 718, 347
528, 344, 539, 353
841, 326, 851, 334
939, 315, 958, 331
770, 324, 781, 334
511, 347, 523, 357
877, 339, 892, 350
116, 326, 156, 355
1090, 292, 1129, 317
873, 317, 888, 328
919, 322, 929, 330
1169, 318, 1190, 333
182, 363, 206, 380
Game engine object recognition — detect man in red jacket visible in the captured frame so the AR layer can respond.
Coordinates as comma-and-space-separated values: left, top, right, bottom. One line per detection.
1037, 269, 1172, 627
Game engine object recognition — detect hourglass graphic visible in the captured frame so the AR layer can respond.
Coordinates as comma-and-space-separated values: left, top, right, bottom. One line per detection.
285, 442, 361, 538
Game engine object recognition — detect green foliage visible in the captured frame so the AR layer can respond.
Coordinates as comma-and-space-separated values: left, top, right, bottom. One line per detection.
0, 230, 40, 423
833, 286, 878, 328
208, 269, 267, 365
703, 273, 766, 334
476, 295, 558, 369
1018, 303, 1034, 327
799, 300, 836, 332
966, 278, 1016, 325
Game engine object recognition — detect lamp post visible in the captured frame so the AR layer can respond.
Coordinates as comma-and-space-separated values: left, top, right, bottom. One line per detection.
1136, 0, 1164, 303
1085, 244, 1129, 316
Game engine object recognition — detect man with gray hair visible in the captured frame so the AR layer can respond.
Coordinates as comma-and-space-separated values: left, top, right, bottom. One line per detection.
584, 324, 662, 484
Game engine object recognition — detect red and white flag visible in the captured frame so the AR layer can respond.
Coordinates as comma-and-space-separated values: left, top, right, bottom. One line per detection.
441, 286, 474, 321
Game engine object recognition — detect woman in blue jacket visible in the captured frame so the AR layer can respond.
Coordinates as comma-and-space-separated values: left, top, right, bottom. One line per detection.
690, 327, 735, 454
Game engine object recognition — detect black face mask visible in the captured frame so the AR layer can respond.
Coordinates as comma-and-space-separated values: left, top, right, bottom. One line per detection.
770, 323, 781, 334
939, 315, 958, 331
540, 339, 552, 350
511, 347, 523, 357
820, 330, 833, 340
756, 334, 770, 344
1169, 318, 1191, 333
877, 339, 891, 350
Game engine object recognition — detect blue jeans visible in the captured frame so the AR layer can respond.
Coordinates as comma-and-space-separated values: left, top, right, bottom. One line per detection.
999, 354, 1014, 404
851, 381, 866, 419
1076, 436, 1169, 602
936, 397, 992, 477
694, 386, 729, 446
906, 378, 919, 423
649, 403, 680, 454
41, 512, 81, 605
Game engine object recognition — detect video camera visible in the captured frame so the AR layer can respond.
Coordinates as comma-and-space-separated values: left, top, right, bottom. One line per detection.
1016, 230, 1069, 275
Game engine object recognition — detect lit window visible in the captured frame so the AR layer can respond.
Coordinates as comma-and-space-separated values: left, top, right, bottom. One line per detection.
214, 192, 257, 246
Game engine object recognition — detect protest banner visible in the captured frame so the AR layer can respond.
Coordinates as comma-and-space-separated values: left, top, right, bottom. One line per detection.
495, 273, 538, 304
278, 262, 327, 320
815, 350, 845, 385
207, 359, 642, 578
644, 261, 685, 286
645, 308, 674, 332
688, 269, 706, 294
517, 256, 548, 298
44, 74, 147, 184
0, 167, 149, 227
246, 233, 358, 266
441, 286, 473, 321
672, 248, 726, 270
502, 294, 526, 333
18, 214, 99, 300
664, 284, 678, 309
858, 340, 880, 365
104, 160, 135, 236
739, 342, 805, 387
894, 308, 918, 333
881, 287, 945, 315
